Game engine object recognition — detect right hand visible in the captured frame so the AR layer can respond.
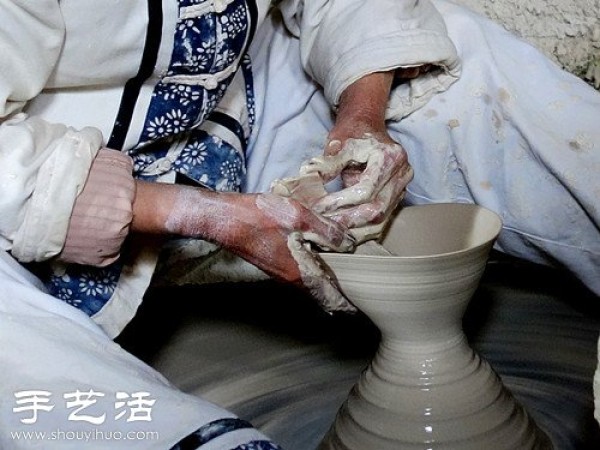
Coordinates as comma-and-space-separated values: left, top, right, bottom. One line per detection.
220, 193, 357, 313
147, 185, 358, 313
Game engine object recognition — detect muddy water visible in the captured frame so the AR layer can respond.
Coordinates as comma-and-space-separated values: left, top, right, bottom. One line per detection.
118, 254, 600, 450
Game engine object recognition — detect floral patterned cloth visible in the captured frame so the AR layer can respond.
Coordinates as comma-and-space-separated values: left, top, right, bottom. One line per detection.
169, 418, 283, 450
40, 0, 256, 319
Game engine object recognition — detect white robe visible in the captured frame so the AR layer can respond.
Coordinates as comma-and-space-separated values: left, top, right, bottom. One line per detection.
1, 0, 459, 338
1, 0, 599, 446
246, 0, 600, 298
0, 250, 282, 449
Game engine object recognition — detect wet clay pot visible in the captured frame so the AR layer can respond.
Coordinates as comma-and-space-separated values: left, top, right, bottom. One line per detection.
318, 203, 553, 450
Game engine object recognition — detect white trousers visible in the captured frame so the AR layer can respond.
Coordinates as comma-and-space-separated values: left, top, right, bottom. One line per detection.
246, 0, 600, 298
0, 250, 279, 449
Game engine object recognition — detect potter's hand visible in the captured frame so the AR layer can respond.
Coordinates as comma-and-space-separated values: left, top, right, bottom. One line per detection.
136, 182, 358, 314
302, 71, 413, 242
301, 130, 413, 243
233, 193, 357, 314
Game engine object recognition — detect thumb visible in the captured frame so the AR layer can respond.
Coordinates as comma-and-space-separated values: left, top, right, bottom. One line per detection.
288, 232, 357, 314
325, 138, 343, 157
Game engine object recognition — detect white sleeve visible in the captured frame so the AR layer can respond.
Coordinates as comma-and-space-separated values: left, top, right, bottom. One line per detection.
0, 114, 103, 263
277, 0, 461, 119
0, 0, 65, 116
0, 1, 105, 262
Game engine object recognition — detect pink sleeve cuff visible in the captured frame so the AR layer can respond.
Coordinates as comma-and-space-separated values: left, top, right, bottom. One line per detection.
59, 149, 136, 267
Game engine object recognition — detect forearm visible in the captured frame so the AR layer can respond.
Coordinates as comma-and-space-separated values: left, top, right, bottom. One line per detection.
333, 68, 427, 136
336, 71, 393, 130
131, 181, 262, 250
328, 71, 395, 152
131, 181, 354, 287
131, 181, 224, 238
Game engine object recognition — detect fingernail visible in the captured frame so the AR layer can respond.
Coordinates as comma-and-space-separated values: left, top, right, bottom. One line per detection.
341, 233, 356, 250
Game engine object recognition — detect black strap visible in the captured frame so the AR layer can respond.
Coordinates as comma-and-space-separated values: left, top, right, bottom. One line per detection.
107, 0, 163, 150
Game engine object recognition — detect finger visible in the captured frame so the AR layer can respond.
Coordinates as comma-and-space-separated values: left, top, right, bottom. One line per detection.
299, 139, 370, 183
325, 167, 413, 242
288, 232, 357, 314
312, 178, 379, 215
325, 198, 387, 230
301, 213, 356, 252
324, 139, 343, 157
312, 154, 392, 214
270, 172, 328, 209
312, 140, 406, 213
325, 181, 398, 230
256, 194, 355, 252
299, 154, 348, 184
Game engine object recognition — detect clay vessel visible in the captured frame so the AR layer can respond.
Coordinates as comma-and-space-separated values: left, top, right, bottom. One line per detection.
318, 203, 552, 450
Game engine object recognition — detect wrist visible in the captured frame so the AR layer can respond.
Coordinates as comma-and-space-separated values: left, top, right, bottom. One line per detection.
334, 71, 394, 140
132, 182, 225, 238
136, 182, 252, 248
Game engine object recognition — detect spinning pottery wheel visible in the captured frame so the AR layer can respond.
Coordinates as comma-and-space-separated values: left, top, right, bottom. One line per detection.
118, 205, 600, 450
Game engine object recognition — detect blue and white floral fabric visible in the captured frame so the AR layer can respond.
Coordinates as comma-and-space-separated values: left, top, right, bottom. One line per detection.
130, 54, 254, 191
42, 0, 256, 319
169, 418, 283, 450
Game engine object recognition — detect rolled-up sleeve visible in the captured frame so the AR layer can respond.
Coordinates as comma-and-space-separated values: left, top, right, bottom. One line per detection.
0, 114, 103, 262
278, 0, 461, 119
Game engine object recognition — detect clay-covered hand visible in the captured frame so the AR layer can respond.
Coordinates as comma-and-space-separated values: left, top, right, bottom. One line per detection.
227, 193, 357, 313
300, 130, 413, 243
151, 184, 357, 314
236, 193, 357, 311
298, 71, 413, 243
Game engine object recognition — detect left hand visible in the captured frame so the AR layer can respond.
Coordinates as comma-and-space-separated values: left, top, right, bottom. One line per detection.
300, 128, 413, 243
297, 71, 414, 242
